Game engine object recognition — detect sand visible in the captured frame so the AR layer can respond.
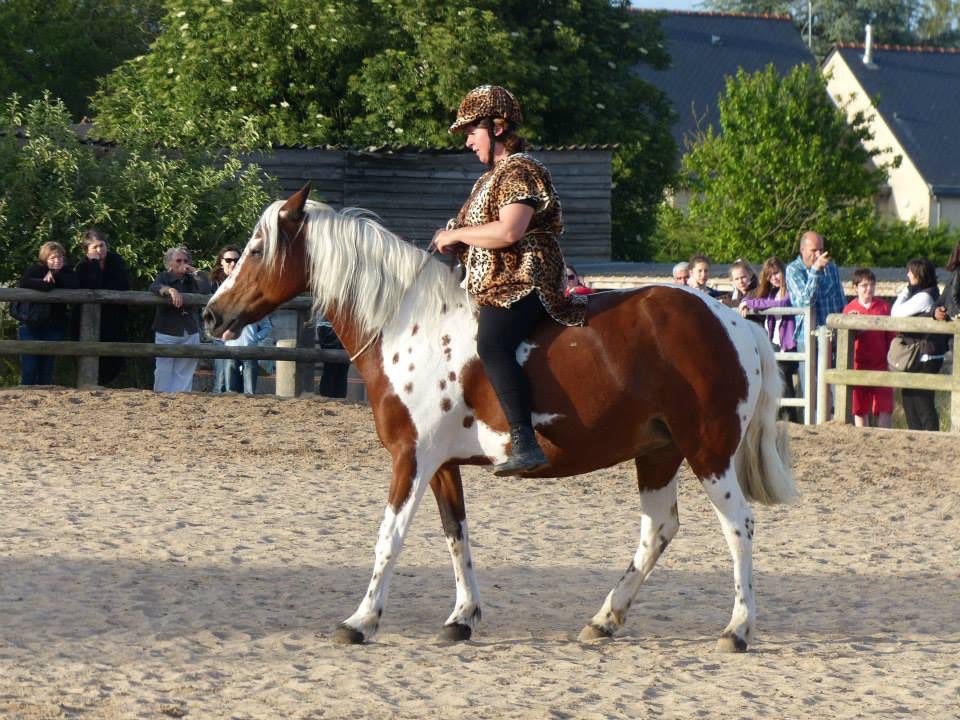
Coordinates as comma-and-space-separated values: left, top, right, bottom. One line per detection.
0, 387, 958, 719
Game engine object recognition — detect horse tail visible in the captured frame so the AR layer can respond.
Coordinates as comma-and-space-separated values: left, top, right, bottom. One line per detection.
734, 321, 797, 506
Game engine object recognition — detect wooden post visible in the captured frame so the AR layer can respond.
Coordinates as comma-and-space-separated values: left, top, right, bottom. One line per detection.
294, 309, 315, 396
952, 329, 960, 432
76, 303, 101, 387
833, 323, 854, 424
275, 339, 297, 398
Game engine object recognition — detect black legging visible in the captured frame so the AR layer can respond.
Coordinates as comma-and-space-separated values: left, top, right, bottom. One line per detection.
477, 292, 547, 427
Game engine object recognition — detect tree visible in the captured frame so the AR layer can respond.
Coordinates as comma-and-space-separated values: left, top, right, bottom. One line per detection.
0, 0, 163, 121
90, 0, 677, 259
703, 1, 958, 58
0, 94, 271, 288
679, 64, 893, 264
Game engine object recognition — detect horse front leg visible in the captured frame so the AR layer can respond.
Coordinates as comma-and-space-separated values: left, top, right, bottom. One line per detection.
334, 450, 428, 644
430, 463, 482, 642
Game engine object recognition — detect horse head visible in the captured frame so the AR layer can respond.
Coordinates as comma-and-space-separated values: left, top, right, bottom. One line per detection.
204, 182, 313, 340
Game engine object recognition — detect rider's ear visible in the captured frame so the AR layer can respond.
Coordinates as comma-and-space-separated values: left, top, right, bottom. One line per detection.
279, 182, 311, 224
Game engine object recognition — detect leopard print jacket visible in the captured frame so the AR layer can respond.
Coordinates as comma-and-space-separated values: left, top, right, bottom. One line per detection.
451, 153, 587, 327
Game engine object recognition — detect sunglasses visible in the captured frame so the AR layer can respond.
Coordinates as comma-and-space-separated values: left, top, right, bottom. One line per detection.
566, 274, 576, 280
223, 257, 240, 264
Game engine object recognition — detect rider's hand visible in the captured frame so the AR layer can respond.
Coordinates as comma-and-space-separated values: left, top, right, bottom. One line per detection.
432, 229, 461, 254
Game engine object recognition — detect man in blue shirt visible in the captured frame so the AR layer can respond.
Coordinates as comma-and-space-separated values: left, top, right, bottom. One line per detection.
786, 231, 845, 351
786, 231, 846, 406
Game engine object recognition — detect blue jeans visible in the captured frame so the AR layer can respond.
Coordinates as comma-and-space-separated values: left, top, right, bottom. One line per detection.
228, 359, 259, 394
212, 341, 229, 393
19, 325, 65, 385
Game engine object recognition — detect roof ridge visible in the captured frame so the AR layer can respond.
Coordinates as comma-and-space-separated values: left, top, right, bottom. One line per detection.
631, 8, 794, 22
836, 41, 960, 54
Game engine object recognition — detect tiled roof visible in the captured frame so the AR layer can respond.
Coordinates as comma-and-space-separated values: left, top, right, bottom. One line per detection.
829, 45, 960, 192
634, 11, 813, 151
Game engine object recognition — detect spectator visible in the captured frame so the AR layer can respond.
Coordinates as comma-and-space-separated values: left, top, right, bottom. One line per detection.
891, 258, 946, 431
208, 245, 242, 393
564, 265, 594, 297
317, 320, 349, 398
934, 240, 960, 323
722, 259, 758, 311
687, 255, 722, 298
740, 256, 798, 420
73, 229, 131, 385
672, 261, 690, 285
15, 241, 78, 385
786, 231, 846, 349
225, 314, 273, 395
149, 247, 210, 393
786, 231, 846, 397
843, 269, 894, 429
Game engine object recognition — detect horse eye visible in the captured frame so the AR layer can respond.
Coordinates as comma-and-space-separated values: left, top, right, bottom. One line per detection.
250, 248, 263, 257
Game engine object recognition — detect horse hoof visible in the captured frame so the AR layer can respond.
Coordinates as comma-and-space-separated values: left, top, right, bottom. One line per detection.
577, 624, 612, 642
716, 632, 748, 653
333, 625, 366, 645
439, 623, 472, 642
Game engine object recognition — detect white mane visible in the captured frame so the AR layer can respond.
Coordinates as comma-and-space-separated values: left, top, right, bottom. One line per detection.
258, 199, 466, 340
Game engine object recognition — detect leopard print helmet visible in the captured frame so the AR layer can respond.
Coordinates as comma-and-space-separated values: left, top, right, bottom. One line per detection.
449, 85, 523, 134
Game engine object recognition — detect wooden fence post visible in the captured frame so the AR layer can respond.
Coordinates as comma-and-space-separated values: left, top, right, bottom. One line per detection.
76, 303, 101, 387
833, 325, 854, 424
952, 332, 960, 432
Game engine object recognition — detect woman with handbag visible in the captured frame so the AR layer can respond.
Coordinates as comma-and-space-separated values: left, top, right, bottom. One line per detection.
891, 258, 946, 431
16, 241, 79, 385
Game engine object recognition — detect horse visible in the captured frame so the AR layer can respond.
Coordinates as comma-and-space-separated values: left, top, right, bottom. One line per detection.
203, 183, 796, 651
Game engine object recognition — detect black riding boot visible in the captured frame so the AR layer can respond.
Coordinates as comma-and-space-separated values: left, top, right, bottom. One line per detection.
492, 423, 548, 477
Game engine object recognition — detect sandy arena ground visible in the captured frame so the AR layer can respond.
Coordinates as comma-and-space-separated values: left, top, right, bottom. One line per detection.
0, 387, 958, 719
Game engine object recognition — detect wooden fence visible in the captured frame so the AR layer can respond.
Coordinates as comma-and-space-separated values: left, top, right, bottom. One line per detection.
821, 313, 960, 431
0, 288, 349, 396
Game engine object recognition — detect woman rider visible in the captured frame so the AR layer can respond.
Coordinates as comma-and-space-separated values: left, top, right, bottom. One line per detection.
433, 85, 587, 476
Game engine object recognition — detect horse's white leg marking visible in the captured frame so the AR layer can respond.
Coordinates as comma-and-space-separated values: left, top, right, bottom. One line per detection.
702, 467, 755, 650
443, 519, 482, 630
341, 476, 431, 640
583, 478, 679, 638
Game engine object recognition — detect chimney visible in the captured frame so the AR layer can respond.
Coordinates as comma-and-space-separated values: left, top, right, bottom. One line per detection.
863, 24, 874, 65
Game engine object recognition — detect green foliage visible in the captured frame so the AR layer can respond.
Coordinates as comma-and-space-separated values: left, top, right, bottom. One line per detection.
91, 0, 676, 258
679, 64, 893, 264
0, 94, 273, 288
703, 1, 960, 58
0, 0, 163, 121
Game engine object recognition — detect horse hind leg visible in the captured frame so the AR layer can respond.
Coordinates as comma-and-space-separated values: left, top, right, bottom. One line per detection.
430, 464, 482, 642
579, 447, 683, 642
699, 465, 756, 652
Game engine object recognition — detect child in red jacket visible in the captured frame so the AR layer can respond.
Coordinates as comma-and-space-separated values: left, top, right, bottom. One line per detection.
843, 268, 895, 428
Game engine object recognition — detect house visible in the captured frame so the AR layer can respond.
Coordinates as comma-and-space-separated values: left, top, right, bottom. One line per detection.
823, 42, 960, 229
634, 11, 814, 154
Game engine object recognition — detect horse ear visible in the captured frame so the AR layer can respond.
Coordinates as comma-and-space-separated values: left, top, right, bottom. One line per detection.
279, 182, 311, 223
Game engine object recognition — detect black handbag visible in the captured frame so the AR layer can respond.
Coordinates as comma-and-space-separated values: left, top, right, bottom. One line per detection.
8, 301, 52, 328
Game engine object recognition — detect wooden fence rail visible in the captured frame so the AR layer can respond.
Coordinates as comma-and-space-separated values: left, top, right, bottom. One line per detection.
823, 313, 960, 431
0, 288, 350, 396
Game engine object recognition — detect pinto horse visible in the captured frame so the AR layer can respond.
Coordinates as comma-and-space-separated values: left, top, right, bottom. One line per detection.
204, 183, 796, 651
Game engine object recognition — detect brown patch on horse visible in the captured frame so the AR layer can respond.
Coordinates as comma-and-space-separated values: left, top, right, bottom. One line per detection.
439, 379, 447, 390
411, 324, 419, 336
392, 353, 399, 364
441, 335, 451, 346
441, 398, 452, 412
403, 383, 413, 394
456, 288, 748, 480
462, 416, 474, 428
448, 371, 456, 382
